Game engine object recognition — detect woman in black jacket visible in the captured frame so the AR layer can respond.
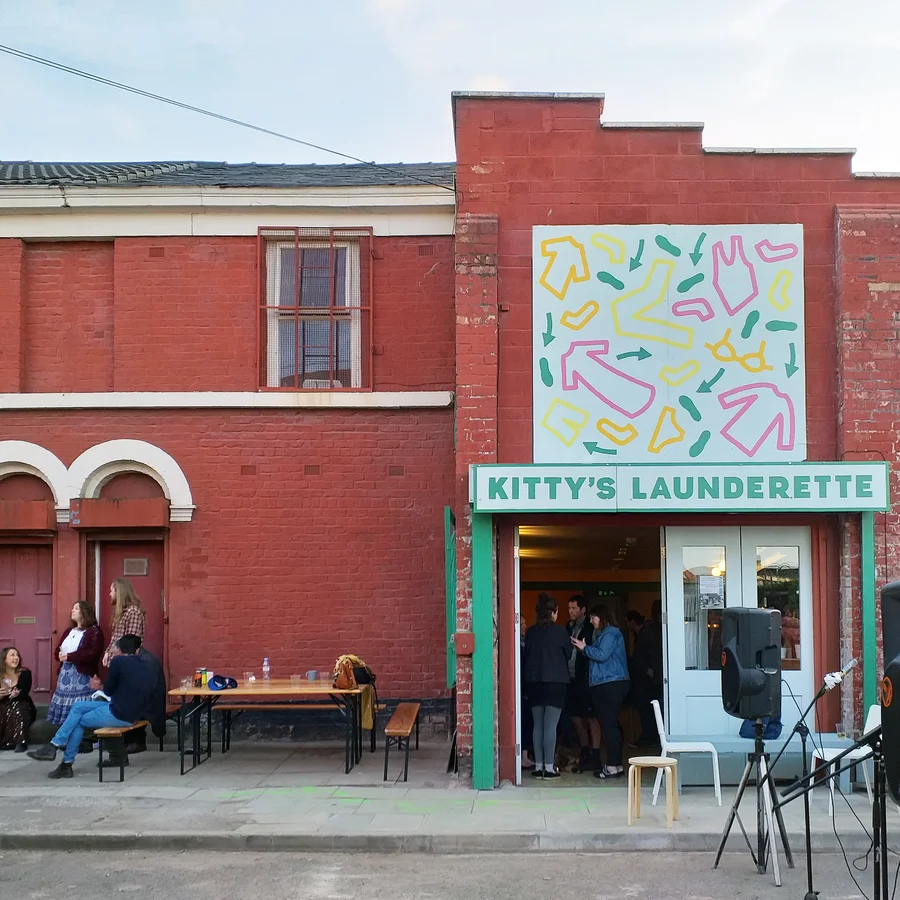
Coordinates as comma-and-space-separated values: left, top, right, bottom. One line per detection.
523, 593, 571, 779
0, 647, 37, 751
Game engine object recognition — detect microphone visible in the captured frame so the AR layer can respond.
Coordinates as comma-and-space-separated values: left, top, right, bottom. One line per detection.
824, 658, 858, 691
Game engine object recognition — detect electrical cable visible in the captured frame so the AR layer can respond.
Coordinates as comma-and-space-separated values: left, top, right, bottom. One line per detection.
0, 42, 456, 193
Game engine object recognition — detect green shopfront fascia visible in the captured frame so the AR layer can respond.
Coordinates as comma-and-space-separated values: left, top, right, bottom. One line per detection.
466, 461, 890, 790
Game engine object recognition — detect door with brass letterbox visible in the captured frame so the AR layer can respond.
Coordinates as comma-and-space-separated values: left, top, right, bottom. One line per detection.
0, 545, 54, 697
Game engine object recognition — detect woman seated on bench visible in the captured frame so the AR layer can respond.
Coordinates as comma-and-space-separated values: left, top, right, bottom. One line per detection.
0, 647, 36, 752
28, 635, 153, 779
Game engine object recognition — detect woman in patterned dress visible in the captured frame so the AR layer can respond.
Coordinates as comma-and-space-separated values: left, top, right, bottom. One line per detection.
47, 601, 104, 726
0, 647, 37, 751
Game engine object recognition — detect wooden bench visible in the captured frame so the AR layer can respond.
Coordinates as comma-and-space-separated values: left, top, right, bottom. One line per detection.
383, 702, 420, 782
216, 702, 386, 754
94, 720, 150, 783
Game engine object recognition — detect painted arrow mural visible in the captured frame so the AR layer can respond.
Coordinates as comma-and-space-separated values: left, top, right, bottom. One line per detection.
533, 224, 806, 463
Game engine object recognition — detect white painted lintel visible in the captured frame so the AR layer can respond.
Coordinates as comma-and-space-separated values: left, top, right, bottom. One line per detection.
0, 391, 455, 411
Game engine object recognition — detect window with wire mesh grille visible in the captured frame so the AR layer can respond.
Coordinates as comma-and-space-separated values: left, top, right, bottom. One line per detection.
258, 227, 373, 389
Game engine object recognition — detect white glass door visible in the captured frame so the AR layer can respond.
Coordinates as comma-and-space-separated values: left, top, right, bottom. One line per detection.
665, 527, 743, 736
739, 528, 814, 727
664, 526, 813, 738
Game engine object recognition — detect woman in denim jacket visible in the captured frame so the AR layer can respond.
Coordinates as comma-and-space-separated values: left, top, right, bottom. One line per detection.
571, 604, 630, 779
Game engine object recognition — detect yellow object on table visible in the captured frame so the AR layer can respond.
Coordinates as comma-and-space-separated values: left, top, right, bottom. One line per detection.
628, 756, 679, 828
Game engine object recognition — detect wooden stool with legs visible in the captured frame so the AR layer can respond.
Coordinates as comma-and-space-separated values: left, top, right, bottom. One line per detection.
628, 756, 678, 827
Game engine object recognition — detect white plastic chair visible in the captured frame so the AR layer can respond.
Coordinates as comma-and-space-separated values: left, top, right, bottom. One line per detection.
650, 699, 722, 807
812, 704, 879, 817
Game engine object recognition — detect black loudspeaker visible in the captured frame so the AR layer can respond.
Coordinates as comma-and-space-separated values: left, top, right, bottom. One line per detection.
721, 608, 782, 720
880, 582, 900, 804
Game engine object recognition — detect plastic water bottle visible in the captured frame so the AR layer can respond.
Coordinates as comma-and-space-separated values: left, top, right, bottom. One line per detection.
262, 657, 271, 682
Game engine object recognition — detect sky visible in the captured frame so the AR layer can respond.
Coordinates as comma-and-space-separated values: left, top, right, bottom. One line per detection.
1, 0, 899, 171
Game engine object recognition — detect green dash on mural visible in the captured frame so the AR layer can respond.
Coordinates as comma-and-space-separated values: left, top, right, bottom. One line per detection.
616, 347, 651, 361
785, 342, 799, 378
678, 395, 702, 422
539, 358, 554, 387
677, 273, 704, 293
583, 442, 617, 456
689, 232, 707, 265
689, 430, 711, 458
696, 368, 725, 393
655, 235, 682, 257
766, 320, 798, 332
629, 239, 645, 271
597, 271, 625, 290
542, 312, 555, 347
741, 310, 760, 339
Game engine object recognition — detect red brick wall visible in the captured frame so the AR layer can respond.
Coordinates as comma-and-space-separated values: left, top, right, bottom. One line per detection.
2, 235, 454, 394
453, 96, 900, 465
22, 242, 115, 393
373, 236, 455, 391
1, 409, 454, 697
836, 209, 900, 725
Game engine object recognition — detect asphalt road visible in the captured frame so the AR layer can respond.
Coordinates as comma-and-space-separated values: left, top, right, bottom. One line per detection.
0, 850, 887, 900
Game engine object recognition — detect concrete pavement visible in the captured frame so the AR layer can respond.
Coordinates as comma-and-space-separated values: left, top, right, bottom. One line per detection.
0, 850, 882, 900
0, 741, 891, 853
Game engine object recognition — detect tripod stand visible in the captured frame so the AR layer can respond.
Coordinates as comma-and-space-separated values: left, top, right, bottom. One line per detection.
775, 726, 890, 900
713, 719, 794, 886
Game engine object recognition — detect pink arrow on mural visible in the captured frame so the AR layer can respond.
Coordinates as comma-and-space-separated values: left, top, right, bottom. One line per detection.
712, 235, 759, 316
560, 340, 656, 419
718, 382, 796, 457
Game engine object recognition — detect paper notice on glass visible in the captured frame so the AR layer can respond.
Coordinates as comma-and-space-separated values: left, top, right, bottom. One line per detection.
698, 576, 724, 609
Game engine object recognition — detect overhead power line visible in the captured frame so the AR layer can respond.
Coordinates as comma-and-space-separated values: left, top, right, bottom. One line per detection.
0, 42, 456, 192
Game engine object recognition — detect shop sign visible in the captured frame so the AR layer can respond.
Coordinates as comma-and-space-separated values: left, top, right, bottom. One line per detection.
471, 462, 889, 513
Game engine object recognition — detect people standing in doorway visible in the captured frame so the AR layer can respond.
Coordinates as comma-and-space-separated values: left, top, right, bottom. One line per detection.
523, 593, 571, 779
566, 595, 602, 771
572, 604, 630, 779
625, 611, 658, 748
103, 579, 146, 667
0, 648, 36, 751
519, 619, 535, 770
47, 602, 105, 729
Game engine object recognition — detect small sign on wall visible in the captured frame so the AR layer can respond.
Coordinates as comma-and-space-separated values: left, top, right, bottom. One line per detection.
123, 558, 149, 577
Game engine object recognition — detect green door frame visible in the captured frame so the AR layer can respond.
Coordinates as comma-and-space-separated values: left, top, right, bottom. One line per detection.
861, 510, 877, 711
444, 507, 457, 690
471, 512, 494, 790
467, 507, 881, 790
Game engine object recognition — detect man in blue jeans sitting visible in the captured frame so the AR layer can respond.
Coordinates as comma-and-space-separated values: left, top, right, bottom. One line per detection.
28, 634, 152, 779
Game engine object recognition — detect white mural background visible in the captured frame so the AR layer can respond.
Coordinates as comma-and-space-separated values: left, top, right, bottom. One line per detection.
532, 224, 806, 464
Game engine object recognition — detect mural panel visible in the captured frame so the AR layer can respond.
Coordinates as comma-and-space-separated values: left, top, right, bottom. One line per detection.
532, 224, 806, 463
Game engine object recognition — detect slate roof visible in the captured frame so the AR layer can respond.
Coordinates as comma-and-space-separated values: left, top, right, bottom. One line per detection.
0, 161, 456, 188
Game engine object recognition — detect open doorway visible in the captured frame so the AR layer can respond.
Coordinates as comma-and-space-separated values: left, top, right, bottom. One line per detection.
515, 524, 663, 788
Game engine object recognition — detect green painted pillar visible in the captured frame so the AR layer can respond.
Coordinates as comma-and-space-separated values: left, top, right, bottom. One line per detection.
861, 511, 877, 711
471, 512, 495, 790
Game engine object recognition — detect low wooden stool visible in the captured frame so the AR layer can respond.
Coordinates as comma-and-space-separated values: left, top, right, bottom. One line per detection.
628, 756, 678, 827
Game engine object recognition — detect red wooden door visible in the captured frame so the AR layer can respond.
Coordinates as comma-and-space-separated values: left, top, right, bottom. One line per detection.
0, 545, 54, 697
99, 542, 165, 662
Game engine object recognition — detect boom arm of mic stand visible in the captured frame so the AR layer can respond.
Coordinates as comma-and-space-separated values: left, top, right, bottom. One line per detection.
757, 681, 828, 794
773, 726, 881, 813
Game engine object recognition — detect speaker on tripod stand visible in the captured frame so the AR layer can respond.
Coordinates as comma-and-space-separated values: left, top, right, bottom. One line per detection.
714, 608, 793, 886
880, 581, 900, 806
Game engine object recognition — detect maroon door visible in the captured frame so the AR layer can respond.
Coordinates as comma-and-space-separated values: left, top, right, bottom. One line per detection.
0, 545, 54, 697
99, 542, 165, 662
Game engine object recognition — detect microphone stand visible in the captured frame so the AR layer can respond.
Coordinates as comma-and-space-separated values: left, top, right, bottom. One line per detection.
760, 677, 832, 900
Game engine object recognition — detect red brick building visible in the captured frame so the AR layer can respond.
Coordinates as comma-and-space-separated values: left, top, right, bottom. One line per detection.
0, 161, 457, 728
3, 92, 900, 789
